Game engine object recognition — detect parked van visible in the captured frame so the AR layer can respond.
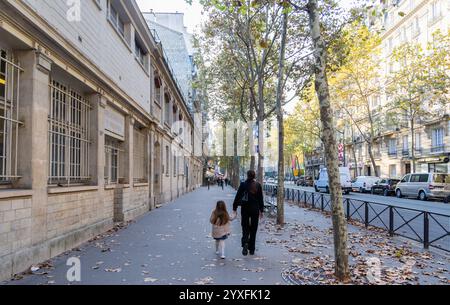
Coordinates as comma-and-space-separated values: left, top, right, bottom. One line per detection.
351, 176, 380, 193
395, 173, 450, 201
314, 167, 352, 194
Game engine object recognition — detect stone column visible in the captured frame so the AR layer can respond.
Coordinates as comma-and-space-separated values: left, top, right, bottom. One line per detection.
88, 94, 106, 187
123, 116, 135, 185
148, 127, 155, 210
14, 50, 52, 267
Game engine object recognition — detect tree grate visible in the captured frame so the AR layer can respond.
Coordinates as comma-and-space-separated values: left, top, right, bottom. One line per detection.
282, 267, 329, 285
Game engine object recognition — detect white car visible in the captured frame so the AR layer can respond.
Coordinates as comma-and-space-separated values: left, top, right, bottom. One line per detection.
314, 167, 352, 194
351, 176, 381, 193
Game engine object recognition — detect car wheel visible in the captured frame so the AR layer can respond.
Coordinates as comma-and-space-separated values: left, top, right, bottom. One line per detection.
383, 189, 389, 197
396, 189, 402, 198
444, 196, 450, 204
419, 191, 427, 201
344, 190, 350, 195
359, 187, 364, 193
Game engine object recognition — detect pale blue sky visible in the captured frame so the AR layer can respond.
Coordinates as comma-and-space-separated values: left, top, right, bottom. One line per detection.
136, 0, 358, 34
136, 0, 204, 34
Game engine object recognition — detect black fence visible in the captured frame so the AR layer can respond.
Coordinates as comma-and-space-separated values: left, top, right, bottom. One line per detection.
264, 184, 450, 252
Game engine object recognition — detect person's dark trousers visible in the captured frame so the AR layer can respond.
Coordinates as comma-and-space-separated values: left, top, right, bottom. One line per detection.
241, 209, 259, 252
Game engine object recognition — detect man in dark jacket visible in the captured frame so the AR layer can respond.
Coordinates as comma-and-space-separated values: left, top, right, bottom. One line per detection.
232, 170, 264, 256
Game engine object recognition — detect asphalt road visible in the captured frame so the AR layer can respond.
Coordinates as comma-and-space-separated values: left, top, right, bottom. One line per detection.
271, 183, 450, 215
265, 183, 450, 252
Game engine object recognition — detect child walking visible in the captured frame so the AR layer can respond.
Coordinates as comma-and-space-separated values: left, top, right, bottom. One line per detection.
210, 201, 234, 259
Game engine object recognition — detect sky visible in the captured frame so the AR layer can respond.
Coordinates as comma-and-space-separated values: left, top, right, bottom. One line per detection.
136, 0, 205, 34
135, 0, 356, 114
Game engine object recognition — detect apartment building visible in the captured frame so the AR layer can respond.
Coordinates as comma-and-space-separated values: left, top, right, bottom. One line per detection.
341, 0, 450, 179
0, 0, 204, 280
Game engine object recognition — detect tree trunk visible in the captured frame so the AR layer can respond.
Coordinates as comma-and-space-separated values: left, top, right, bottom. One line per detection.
367, 141, 379, 177
410, 119, 416, 172
352, 146, 358, 179
276, 8, 288, 226
250, 96, 256, 171
307, 0, 350, 282
257, 97, 264, 185
233, 156, 240, 189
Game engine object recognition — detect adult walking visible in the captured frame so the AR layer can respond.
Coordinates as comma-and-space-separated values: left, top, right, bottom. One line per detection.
232, 170, 264, 256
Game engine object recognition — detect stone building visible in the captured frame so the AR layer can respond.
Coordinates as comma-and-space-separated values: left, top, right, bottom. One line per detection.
341, 0, 450, 179
0, 0, 204, 280
305, 0, 449, 180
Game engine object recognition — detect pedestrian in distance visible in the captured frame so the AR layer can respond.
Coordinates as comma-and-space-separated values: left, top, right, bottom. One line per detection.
210, 201, 235, 259
232, 170, 264, 256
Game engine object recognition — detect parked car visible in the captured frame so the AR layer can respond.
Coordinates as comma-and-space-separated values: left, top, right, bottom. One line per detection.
296, 175, 314, 187
371, 178, 400, 196
351, 176, 380, 193
314, 167, 352, 194
395, 173, 450, 201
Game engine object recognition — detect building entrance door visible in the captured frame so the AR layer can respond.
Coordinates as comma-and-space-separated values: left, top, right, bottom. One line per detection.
405, 163, 411, 174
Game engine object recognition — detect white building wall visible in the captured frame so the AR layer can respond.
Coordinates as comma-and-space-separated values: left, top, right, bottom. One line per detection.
23, 0, 152, 113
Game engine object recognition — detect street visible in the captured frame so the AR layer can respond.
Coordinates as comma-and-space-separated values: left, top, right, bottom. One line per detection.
3, 186, 449, 285
267, 183, 450, 252
281, 183, 450, 215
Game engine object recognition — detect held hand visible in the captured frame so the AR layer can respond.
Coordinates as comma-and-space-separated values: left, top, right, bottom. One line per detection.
232, 211, 238, 220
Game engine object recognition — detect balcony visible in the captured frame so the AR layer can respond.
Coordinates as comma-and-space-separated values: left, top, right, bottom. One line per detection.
402, 149, 410, 157
431, 145, 445, 154
388, 150, 398, 158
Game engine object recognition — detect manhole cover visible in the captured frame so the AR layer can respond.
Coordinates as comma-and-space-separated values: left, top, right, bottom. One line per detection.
282, 267, 328, 285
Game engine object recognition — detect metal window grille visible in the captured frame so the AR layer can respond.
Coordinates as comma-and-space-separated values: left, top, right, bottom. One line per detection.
133, 128, 147, 182
49, 80, 91, 185
164, 94, 170, 124
173, 154, 177, 176
165, 146, 169, 175
154, 77, 161, 104
105, 136, 123, 185
0, 50, 23, 183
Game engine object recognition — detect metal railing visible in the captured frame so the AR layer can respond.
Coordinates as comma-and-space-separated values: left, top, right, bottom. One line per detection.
263, 184, 450, 252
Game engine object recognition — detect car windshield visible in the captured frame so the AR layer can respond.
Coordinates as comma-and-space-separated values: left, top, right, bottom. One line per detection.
433, 174, 450, 184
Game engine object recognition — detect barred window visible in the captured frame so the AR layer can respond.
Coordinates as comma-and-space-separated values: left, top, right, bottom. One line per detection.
154, 76, 161, 104
105, 136, 123, 185
49, 80, 91, 185
164, 93, 170, 124
165, 145, 169, 175
173, 154, 177, 177
133, 127, 147, 183
0, 50, 23, 183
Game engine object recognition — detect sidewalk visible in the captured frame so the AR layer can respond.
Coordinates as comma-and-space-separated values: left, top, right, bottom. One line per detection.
3, 186, 449, 285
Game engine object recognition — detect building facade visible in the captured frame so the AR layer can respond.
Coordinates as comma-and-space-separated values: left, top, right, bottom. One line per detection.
0, 0, 203, 280
341, 0, 450, 179
372, 0, 450, 177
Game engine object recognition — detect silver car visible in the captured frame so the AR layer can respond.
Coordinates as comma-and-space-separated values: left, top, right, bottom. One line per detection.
395, 173, 450, 202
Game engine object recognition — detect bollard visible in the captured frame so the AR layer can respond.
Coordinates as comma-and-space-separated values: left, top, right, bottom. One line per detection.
389, 206, 394, 236
424, 212, 429, 249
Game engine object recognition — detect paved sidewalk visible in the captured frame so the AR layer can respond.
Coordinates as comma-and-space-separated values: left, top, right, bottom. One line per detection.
2, 186, 450, 285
